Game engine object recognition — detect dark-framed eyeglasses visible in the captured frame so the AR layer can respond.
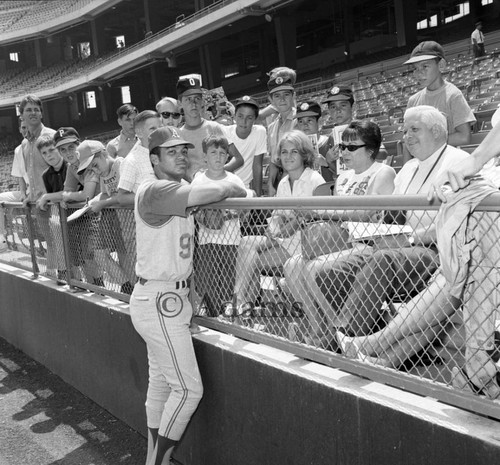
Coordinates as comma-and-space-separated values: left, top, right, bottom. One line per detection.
161, 111, 181, 119
339, 143, 367, 152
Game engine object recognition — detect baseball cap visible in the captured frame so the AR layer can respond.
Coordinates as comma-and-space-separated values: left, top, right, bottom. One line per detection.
148, 126, 195, 152
76, 140, 105, 174
403, 41, 445, 65
267, 68, 296, 95
234, 95, 259, 113
54, 127, 80, 148
323, 86, 353, 104
295, 101, 322, 118
176, 75, 202, 98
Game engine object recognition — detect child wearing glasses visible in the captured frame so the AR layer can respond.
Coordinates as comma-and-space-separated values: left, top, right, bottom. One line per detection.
156, 97, 183, 128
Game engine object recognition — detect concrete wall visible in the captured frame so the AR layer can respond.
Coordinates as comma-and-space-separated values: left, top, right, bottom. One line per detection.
1, 264, 500, 465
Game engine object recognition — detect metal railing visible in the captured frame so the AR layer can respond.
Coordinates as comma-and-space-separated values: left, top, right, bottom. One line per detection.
1, 194, 499, 420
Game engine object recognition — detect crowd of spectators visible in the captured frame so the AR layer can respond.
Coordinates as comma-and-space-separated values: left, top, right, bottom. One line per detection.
1, 38, 499, 404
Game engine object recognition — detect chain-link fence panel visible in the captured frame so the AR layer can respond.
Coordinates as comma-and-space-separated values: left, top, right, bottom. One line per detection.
3, 194, 500, 416
63, 204, 136, 297
191, 195, 500, 415
0, 201, 46, 274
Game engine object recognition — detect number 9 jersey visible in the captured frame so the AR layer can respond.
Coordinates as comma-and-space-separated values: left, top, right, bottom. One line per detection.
134, 179, 194, 282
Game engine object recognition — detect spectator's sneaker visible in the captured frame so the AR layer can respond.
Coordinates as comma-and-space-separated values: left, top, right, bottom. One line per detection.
56, 270, 67, 286
0, 234, 8, 253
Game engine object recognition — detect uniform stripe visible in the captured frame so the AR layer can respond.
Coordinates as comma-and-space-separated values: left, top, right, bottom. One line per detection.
155, 295, 189, 438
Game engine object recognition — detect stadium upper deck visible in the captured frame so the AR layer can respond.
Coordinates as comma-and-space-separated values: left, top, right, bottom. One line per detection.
0, 0, 498, 137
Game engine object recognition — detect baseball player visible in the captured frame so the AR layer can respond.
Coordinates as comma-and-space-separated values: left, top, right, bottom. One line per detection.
130, 126, 247, 465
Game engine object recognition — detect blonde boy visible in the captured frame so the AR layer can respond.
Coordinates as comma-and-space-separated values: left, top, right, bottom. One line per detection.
191, 135, 247, 315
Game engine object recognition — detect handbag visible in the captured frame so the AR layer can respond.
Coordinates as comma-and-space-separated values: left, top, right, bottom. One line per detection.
300, 220, 351, 260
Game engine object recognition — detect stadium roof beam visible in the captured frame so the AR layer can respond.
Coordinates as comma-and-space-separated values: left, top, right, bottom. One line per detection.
0, 0, 290, 108
0, 0, 125, 46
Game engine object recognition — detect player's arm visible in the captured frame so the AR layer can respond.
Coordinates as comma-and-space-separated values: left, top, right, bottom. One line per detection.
224, 143, 244, 172
252, 153, 264, 197
427, 135, 497, 202
187, 179, 247, 207
448, 122, 471, 147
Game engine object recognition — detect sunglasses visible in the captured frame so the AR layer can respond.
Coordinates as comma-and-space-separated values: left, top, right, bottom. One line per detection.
161, 111, 181, 119
339, 143, 366, 152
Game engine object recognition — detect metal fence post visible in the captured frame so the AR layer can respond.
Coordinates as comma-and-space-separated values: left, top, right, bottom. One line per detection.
24, 203, 39, 278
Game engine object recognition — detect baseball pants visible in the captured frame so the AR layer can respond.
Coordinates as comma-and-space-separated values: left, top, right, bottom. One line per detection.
130, 279, 203, 440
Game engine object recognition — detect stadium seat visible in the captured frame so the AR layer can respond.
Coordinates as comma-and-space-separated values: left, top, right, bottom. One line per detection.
469, 130, 490, 145
481, 120, 493, 131
313, 181, 336, 196
384, 152, 406, 172
382, 131, 403, 143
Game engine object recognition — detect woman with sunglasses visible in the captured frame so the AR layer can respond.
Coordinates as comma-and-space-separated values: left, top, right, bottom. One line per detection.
155, 96, 183, 128
285, 120, 396, 347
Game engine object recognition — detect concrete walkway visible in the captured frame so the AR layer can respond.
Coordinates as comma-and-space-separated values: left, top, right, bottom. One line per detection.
0, 336, 147, 465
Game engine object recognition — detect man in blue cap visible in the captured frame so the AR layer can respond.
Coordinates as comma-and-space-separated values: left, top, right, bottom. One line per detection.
176, 74, 243, 181
266, 66, 297, 196
129, 126, 247, 465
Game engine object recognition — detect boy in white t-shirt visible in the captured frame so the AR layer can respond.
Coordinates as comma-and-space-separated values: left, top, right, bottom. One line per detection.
191, 134, 248, 316
227, 96, 266, 196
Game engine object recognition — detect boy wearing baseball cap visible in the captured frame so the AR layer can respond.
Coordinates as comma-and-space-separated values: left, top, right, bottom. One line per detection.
404, 41, 475, 147
176, 74, 243, 181
266, 66, 297, 196
295, 100, 333, 181
76, 140, 134, 294
322, 85, 355, 177
51, 128, 104, 288
226, 95, 266, 196
130, 126, 246, 465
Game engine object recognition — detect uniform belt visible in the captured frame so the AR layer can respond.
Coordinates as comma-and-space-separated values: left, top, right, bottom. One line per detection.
137, 277, 189, 289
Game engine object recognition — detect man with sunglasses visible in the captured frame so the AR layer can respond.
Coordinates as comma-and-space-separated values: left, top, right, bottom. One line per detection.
156, 97, 182, 128
176, 75, 243, 181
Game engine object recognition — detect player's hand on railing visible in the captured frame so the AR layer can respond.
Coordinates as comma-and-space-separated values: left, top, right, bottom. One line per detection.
427, 156, 482, 202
